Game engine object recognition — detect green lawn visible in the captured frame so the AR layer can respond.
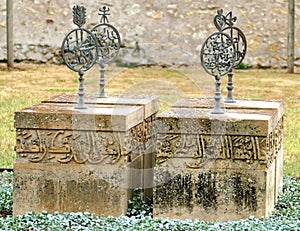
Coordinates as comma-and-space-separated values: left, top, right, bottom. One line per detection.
0, 64, 299, 177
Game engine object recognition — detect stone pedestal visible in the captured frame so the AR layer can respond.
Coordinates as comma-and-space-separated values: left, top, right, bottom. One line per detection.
153, 98, 283, 222
13, 93, 159, 216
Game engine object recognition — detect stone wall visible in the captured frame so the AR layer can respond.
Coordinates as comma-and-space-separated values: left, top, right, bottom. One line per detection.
0, 0, 300, 68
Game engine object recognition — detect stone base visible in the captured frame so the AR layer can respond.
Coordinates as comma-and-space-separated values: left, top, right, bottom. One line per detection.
275, 146, 284, 201
154, 161, 275, 221
153, 98, 283, 221
13, 94, 159, 216
173, 97, 284, 202
14, 163, 130, 216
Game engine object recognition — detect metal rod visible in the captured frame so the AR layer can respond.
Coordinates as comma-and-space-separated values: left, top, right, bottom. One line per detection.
211, 74, 224, 114
98, 62, 108, 98
75, 70, 88, 109
224, 68, 236, 103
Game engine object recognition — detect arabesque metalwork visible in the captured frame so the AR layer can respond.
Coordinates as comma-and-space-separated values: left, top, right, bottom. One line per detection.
61, 5, 121, 107
61, 5, 98, 109
200, 9, 247, 114
92, 6, 121, 98
217, 10, 247, 103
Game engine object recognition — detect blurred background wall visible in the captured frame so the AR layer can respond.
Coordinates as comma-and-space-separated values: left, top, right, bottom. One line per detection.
0, 0, 299, 68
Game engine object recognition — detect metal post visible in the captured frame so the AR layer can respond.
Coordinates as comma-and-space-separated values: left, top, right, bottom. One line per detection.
211, 75, 224, 114
288, 0, 295, 73
98, 62, 108, 98
224, 68, 236, 103
7, 0, 14, 68
92, 6, 121, 97
75, 70, 88, 109
61, 5, 98, 110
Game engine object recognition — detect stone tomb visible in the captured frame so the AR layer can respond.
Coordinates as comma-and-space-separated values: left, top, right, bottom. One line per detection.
154, 98, 283, 221
172, 98, 284, 202
13, 93, 159, 216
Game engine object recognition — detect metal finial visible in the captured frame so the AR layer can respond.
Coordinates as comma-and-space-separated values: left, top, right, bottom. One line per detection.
72, 5, 86, 28
201, 10, 237, 114
224, 11, 237, 27
214, 9, 226, 32
215, 10, 247, 103
62, 5, 98, 109
62, 5, 120, 102
99, 6, 110, 23
92, 6, 121, 98
200, 32, 235, 114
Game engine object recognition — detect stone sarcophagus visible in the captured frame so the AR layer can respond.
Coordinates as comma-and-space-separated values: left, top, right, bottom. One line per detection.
13, 93, 159, 216
153, 98, 283, 222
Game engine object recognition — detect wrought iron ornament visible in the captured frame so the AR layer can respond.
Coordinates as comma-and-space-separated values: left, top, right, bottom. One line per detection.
201, 32, 235, 77
200, 14, 235, 114
219, 10, 247, 103
61, 5, 121, 106
200, 9, 247, 113
92, 6, 121, 98
214, 10, 247, 68
72, 5, 86, 28
61, 5, 98, 109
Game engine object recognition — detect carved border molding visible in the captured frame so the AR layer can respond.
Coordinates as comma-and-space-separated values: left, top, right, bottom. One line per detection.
15, 115, 156, 164
156, 118, 283, 167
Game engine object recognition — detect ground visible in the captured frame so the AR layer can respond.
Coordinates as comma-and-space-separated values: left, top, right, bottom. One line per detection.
0, 63, 299, 177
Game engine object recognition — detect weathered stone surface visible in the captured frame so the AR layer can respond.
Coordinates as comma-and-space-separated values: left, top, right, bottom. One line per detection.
13, 94, 284, 219
153, 98, 283, 221
14, 103, 145, 132
14, 163, 129, 216
173, 98, 284, 112
13, 94, 159, 216
154, 164, 275, 222
0, 0, 299, 68
172, 97, 284, 201
42, 93, 160, 119
275, 145, 284, 202
156, 107, 280, 136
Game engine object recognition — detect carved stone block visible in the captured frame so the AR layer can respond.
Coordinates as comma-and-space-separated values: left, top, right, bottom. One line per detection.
13, 94, 159, 216
153, 98, 283, 221
14, 163, 130, 216
173, 97, 284, 201
154, 162, 276, 222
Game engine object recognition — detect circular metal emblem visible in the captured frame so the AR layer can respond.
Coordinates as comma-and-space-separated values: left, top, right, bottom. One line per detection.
91, 23, 121, 64
222, 27, 247, 67
61, 28, 98, 72
200, 32, 236, 77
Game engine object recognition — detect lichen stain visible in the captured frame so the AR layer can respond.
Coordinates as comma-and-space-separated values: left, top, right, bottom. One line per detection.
232, 174, 258, 213
155, 170, 258, 214
155, 171, 193, 212
195, 172, 219, 210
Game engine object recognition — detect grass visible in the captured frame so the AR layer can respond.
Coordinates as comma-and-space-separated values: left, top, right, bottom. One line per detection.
232, 70, 300, 177
0, 63, 299, 177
